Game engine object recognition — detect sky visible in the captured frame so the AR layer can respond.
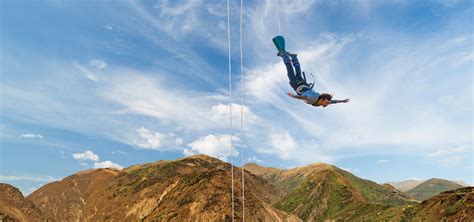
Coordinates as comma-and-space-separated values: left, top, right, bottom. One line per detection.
1, 0, 472, 195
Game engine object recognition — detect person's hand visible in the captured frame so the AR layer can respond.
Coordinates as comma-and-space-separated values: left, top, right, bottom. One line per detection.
287, 92, 294, 97
343, 98, 350, 103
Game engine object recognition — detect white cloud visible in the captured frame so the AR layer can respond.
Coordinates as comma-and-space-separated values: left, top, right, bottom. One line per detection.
133, 127, 184, 150
105, 25, 113, 30
89, 59, 107, 70
94, 161, 124, 170
112, 150, 129, 155
268, 131, 297, 160
20, 133, 43, 139
246, 156, 263, 163
72, 150, 100, 161
278, 0, 318, 14
184, 134, 239, 161
102, 73, 263, 135
134, 127, 167, 150
175, 138, 184, 145
0, 175, 57, 182
377, 159, 390, 164
211, 103, 260, 124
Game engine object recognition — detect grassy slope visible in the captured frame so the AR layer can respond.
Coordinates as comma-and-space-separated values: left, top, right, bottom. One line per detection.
406, 178, 464, 201
274, 166, 416, 221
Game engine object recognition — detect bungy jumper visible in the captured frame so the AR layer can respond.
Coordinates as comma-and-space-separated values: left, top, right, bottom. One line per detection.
272, 36, 350, 108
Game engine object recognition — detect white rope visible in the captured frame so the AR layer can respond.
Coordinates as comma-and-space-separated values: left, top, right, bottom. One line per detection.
276, 0, 281, 35
239, 0, 245, 220
226, 0, 235, 221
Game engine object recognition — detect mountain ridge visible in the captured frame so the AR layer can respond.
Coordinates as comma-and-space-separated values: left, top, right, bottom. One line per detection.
1, 155, 470, 221
28, 154, 299, 221
405, 178, 464, 201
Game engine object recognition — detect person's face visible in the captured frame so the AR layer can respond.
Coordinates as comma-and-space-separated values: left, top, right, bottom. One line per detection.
322, 99, 330, 107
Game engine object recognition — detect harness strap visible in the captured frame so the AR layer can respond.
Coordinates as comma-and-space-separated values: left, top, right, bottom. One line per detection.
296, 84, 311, 95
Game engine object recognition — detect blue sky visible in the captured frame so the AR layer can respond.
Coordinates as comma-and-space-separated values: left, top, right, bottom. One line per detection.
1, 0, 472, 195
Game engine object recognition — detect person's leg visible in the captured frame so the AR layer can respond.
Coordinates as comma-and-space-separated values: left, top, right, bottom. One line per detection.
290, 54, 305, 83
281, 53, 298, 91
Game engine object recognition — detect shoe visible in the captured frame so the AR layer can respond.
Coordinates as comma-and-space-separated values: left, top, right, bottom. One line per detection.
277, 51, 289, 57
289, 53, 297, 58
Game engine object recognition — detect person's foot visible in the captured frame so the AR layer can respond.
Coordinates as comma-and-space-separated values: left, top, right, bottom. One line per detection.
289, 52, 297, 58
277, 51, 289, 57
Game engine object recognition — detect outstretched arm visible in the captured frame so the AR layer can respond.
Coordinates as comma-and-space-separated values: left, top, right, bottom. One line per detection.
329, 98, 350, 104
287, 92, 307, 101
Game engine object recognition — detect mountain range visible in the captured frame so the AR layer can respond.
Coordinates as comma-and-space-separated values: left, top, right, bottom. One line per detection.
1, 155, 472, 221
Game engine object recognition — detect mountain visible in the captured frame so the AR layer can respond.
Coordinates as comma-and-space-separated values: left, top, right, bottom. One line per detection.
1, 155, 471, 221
407, 186, 474, 221
390, 179, 468, 192
0, 183, 48, 221
245, 162, 418, 221
389, 179, 423, 192
381, 183, 413, 200
405, 178, 464, 201
28, 155, 300, 221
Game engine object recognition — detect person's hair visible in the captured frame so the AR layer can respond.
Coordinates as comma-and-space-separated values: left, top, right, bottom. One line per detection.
318, 93, 333, 102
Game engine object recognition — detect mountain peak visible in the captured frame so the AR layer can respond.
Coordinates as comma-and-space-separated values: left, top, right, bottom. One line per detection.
406, 178, 464, 201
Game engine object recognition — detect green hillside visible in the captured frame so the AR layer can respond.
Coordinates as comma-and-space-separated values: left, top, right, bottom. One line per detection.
406, 178, 463, 201
245, 163, 418, 221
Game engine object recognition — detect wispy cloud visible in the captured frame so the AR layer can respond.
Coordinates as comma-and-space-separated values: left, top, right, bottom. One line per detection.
244, 31, 472, 157
377, 159, 390, 164
428, 144, 472, 166
278, 0, 318, 14
0, 175, 58, 183
20, 133, 44, 139
73, 61, 99, 82
89, 59, 107, 70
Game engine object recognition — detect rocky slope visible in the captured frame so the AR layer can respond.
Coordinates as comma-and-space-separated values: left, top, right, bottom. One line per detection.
0, 183, 48, 221
406, 178, 464, 201
28, 155, 300, 221
407, 186, 474, 221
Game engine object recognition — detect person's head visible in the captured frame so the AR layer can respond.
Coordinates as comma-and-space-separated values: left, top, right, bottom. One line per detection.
318, 93, 332, 107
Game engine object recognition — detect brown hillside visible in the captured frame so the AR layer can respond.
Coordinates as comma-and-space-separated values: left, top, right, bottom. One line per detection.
28, 168, 120, 221
0, 183, 48, 221
28, 155, 300, 221
410, 186, 474, 221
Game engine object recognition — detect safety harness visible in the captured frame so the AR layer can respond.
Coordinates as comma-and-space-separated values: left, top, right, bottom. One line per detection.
295, 72, 315, 95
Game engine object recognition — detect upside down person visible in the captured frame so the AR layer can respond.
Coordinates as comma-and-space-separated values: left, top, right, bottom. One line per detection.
278, 51, 350, 108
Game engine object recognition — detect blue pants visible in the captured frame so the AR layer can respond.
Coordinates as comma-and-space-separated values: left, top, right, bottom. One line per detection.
282, 54, 306, 91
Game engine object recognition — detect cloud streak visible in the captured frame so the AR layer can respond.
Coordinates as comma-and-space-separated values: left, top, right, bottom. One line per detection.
20, 133, 44, 139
